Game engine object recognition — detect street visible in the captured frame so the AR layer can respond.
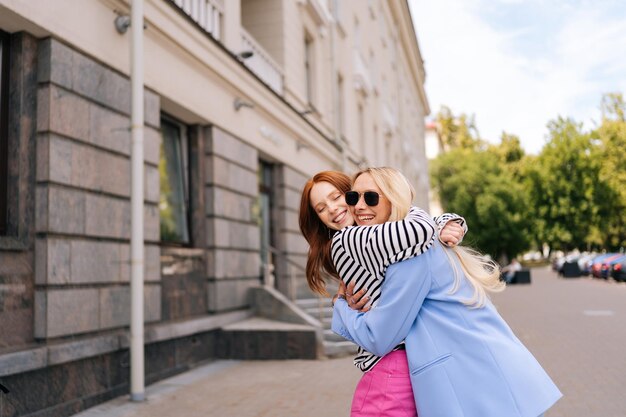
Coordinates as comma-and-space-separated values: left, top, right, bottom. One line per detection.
76, 266, 626, 417
492, 266, 626, 417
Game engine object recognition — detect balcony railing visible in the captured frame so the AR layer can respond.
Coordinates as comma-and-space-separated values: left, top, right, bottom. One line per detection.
240, 28, 284, 95
172, 0, 223, 41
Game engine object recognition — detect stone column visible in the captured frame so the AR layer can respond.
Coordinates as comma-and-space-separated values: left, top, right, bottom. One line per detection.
274, 166, 310, 299
204, 126, 261, 312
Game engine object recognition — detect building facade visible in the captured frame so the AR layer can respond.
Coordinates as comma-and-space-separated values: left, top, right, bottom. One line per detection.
0, 0, 430, 415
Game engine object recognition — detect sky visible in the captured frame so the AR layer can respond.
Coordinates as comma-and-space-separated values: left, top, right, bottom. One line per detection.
408, 0, 626, 154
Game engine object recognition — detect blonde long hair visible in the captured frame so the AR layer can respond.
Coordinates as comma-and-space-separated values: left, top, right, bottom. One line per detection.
444, 246, 504, 308
354, 167, 505, 308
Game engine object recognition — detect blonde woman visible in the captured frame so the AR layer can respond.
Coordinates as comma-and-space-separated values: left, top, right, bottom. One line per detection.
299, 170, 466, 416
331, 167, 561, 417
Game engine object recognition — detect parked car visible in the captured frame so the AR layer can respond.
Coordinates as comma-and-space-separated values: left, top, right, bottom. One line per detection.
600, 254, 626, 279
577, 253, 597, 276
591, 253, 622, 278
584, 253, 611, 276
611, 257, 626, 282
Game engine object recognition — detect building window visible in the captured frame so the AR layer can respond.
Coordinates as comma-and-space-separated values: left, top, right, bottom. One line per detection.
258, 161, 276, 270
358, 103, 365, 155
354, 17, 361, 54
159, 116, 190, 244
0, 31, 10, 235
304, 33, 315, 107
337, 72, 345, 138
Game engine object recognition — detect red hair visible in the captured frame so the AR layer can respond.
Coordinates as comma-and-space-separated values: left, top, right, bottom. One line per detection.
299, 171, 352, 295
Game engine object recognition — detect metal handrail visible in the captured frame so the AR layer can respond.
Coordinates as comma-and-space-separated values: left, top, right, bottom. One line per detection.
262, 245, 306, 301
263, 246, 333, 325
266, 245, 305, 271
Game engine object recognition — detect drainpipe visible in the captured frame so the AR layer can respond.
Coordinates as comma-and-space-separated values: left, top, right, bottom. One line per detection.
130, 0, 145, 402
330, 0, 346, 171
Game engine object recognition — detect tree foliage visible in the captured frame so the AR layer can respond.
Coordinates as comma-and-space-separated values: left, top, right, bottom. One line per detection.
430, 95, 626, 256
594, 93, 626, 248
436, 105, 483, 150
430, 145, 533, 261
524, 117, 605, 251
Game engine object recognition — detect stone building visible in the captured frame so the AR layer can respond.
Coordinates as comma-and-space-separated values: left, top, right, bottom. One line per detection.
0, 0, 430, 415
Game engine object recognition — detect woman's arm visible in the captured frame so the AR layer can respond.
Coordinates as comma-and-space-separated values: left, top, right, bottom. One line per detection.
331, 206, 437, 279
331, 254, 432, 356
434, 213, 468, 246
434, 213, 467, 232
333, 211, 467, 309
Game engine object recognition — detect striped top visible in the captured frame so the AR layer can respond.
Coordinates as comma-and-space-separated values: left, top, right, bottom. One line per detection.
331, 207, 466, 372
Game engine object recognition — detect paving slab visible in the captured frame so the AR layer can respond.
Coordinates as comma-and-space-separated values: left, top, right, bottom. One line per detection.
75, 266, 626, 417
74, 357, 361, 417
492, 266, 626, 417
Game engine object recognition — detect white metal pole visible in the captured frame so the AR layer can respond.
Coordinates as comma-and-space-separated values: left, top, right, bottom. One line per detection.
130, 0, 145, 403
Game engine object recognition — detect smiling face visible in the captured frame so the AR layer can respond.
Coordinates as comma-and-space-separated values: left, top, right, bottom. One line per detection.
309, 181, 354, 230
350, 173, 392, 226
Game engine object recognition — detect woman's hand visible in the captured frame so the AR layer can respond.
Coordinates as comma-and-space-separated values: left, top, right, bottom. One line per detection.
331, 282, 347, 307
333, 282, 371, 311
344, 281, 371, 312
440, 221, 465, 247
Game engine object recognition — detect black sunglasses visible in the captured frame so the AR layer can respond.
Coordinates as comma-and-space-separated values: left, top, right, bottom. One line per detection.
345, 191, 382, 206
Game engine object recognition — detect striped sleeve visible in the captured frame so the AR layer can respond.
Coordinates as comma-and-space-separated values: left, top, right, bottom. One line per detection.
331, 206, 437, 279
434, 212, 468, 244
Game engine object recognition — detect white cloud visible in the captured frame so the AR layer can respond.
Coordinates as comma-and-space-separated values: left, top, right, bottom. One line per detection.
409, 0, 626, 154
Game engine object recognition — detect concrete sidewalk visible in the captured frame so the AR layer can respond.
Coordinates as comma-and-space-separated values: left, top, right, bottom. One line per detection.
74, 357, 361, 417
75, 267, 626, 417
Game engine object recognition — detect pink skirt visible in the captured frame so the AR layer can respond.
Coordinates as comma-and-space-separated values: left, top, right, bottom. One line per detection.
350, 350, 417, 417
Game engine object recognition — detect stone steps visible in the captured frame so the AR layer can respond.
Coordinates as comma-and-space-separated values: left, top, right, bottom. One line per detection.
296, 297, 357, 358
217, 317, 318, 360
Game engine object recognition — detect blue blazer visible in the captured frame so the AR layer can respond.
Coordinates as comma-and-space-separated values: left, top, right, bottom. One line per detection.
332, 242, 561, 417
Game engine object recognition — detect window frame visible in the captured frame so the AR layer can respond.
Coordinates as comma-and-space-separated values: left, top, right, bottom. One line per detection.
337, 72, 345, 139
304, 33, 315, 107
159, 114, 191, 246
358, 102, 365, 155
0, 30, 10, 235
258, 160, 275, 266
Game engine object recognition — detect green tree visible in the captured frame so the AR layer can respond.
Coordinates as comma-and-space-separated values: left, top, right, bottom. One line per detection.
593, 93, 626, 249
525, 117, 606, 251
431, 146, 532, 261
436, 106, 482, 150
491, 132, 525, 165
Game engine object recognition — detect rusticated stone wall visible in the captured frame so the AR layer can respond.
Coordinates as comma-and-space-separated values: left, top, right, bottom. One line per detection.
204, 126, 262, 312
33, 38, 162, 339
274, 166, 310, 299
0, 32, 316, 417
